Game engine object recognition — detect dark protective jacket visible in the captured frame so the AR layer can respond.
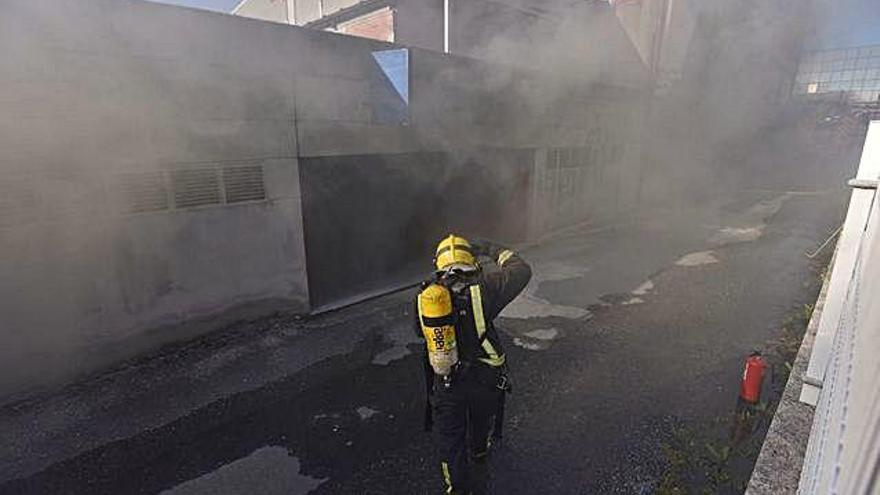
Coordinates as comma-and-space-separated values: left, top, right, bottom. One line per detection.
414, 243, 531, 434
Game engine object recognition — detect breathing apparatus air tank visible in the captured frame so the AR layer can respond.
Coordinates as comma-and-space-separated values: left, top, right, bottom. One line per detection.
418, 283, 459, 376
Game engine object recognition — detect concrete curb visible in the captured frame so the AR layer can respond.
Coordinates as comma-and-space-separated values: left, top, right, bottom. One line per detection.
745, 258, 832, 494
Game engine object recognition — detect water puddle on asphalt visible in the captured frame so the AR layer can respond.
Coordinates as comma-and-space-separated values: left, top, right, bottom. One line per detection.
632, 280, 654, 296
709, 194, 791, 246
710, 226, 765, 244
372, 318, 420, 365
503, 295, 592, 319
676, 251, 719, 266
619, 280, 654, 305
746, 194, 790, 219
355, 406, 380, 420
160, 446, 327, 495
622, 297, 644, 305
525, 328, 560, 340
599, 292, 634, 305
501, 261, 592, 319
599, 288, 650, 307
512, 327, 563, 351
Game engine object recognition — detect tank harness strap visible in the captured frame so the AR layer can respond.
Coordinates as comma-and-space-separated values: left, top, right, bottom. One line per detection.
416, 294, 430, 328
417, 294, 433, 431
469, 285, 505, 367
418, 295, 456, 327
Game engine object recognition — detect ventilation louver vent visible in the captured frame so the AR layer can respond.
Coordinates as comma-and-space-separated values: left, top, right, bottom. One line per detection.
118, 172, 169, 214
223, 165, 266, 204
2, 163, 268, 224
172, 168, 221, 209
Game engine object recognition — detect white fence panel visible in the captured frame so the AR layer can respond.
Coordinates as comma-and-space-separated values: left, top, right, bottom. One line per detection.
798, 120, 880, 494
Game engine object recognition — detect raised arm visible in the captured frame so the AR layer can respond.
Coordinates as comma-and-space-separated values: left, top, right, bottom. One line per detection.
473, 241, 532, 320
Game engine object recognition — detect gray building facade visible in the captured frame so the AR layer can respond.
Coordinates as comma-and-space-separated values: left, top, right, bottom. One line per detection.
0, 0, 649, 399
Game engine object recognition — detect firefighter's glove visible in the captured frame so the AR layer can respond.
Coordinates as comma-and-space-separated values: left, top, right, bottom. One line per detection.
471, 239, 505, 259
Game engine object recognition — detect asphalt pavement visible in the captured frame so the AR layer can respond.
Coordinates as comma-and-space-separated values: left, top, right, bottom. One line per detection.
0, 189, 846, 495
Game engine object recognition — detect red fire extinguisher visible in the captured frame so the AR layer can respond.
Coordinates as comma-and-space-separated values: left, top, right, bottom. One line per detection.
740, 351, 767, 404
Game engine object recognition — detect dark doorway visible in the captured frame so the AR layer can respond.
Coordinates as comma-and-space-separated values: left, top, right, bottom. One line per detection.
299, 148, 533, 310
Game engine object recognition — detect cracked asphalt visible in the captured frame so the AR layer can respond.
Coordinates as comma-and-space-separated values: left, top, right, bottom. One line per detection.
0, 190, 846, 495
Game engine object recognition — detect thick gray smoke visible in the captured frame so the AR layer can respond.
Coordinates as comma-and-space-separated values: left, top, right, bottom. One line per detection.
405, 0, 843, 214
0, 0, 862, 399
639, 0, 824, 204
0, 0, 312, 398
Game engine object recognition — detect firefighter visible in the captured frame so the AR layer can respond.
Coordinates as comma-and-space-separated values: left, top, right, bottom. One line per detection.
415, 234, 532, 494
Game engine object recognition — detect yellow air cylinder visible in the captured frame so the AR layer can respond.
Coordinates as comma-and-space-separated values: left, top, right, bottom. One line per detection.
418, 283, 459, 376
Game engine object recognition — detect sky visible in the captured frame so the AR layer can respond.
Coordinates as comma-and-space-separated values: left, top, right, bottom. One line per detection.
148, 0, 241, 12
815, 0, 880, 48
151, 0, 880, 48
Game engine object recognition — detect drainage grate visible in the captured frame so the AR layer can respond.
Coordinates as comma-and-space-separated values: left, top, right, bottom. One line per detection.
171, 168, 221, 209
118, 171, 169, 214
223, 164, 266, 204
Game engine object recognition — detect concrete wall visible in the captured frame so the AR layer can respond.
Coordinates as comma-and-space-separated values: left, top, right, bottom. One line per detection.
451, 1, 648, 89
0, 0, 649, 397
0, 0, 312, 398
527, 92, 645, 237
395, 0, 444, 52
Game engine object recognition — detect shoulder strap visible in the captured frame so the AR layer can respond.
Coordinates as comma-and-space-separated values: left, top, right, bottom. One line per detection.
469, 284, 505, 367
418, 277, 440, 433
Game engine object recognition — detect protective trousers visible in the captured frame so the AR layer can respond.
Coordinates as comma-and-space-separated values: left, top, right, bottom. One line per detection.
434, 373, 502, 495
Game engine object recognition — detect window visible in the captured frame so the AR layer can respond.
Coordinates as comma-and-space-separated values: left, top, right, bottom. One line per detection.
371, 48, 409, 125
795, 45, 880, 101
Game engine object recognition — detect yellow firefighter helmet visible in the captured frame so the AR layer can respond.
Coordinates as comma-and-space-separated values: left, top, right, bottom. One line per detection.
435, 234, 477, 271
